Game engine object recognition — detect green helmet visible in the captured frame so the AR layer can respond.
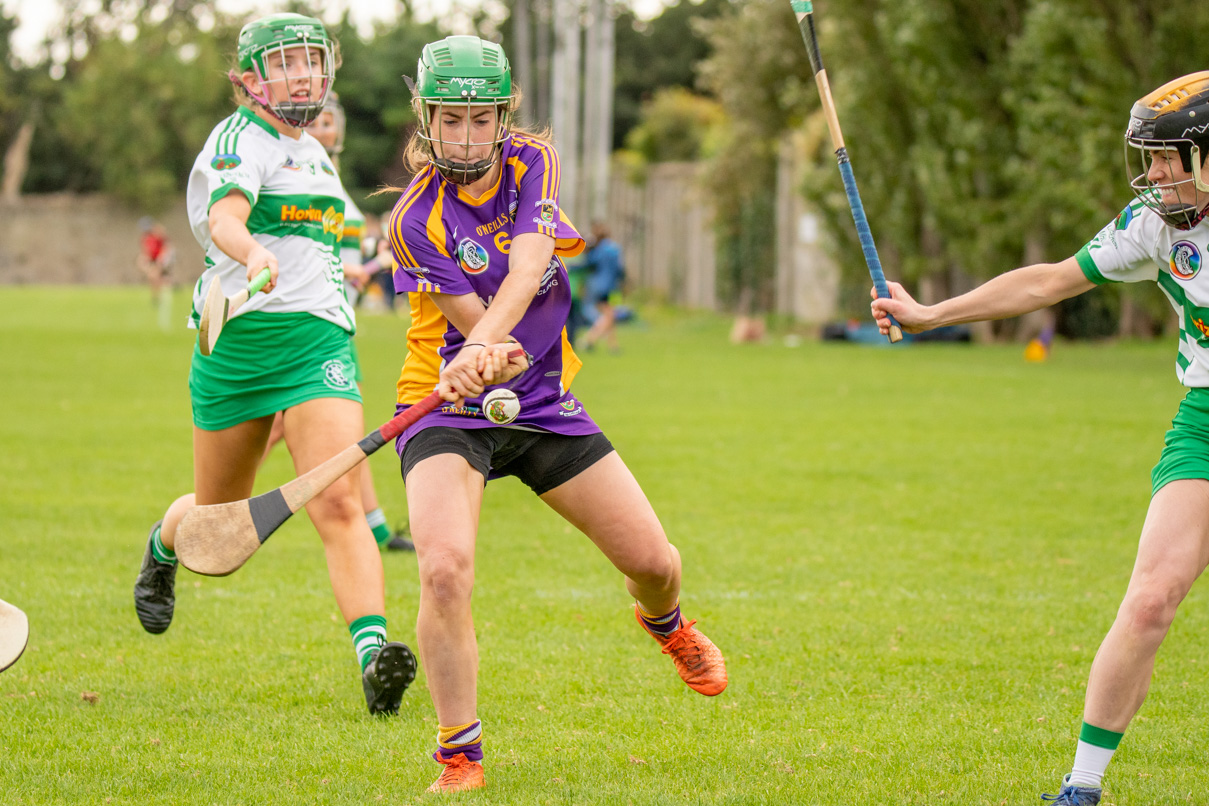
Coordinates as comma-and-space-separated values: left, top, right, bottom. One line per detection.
231, 13, 336, 128
411, 36, 516, 184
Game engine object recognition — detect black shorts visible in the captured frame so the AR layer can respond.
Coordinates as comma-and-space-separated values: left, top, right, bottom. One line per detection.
400, 427, 615, 496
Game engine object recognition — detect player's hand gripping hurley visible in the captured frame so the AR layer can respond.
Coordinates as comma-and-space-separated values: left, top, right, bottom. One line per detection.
790, 0, 902, 343
198, 267, 272, 356
175, 347, 526, 576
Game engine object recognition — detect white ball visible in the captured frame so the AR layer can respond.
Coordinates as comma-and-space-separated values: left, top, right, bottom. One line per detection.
482, 388, 521, 425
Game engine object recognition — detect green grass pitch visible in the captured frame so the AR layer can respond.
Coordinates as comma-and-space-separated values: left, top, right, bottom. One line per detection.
1, 287, 1206, 804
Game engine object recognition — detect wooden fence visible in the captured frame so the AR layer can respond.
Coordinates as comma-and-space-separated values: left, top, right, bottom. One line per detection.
604, 150, 838, 322
604, 162, 717, 310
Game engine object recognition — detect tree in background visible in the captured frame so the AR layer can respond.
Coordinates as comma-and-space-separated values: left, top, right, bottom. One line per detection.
0, 6, 75, 198
1, 0, 447, 214
697, 0, 811, 313
57, 10, 241, 210
620, 86, 722, 168
0, 9, 28, 199
610, 0, 729, 149
329, 11, 447, 215
699, 0, 1209, 334
1003, 0, 1204, 338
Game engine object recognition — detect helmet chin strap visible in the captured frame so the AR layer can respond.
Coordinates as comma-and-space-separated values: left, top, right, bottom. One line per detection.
1175, 146, 1209, 228
1194, 146, 1209, 193
432, 155, 498, 185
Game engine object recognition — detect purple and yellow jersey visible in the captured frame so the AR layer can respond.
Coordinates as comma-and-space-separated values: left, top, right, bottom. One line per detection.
386, 134, 600, 443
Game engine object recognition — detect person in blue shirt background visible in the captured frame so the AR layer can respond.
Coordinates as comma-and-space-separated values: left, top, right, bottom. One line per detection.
580, 221, 626, 353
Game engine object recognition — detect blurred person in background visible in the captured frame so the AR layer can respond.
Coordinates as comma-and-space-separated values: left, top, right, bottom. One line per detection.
136, 216, 175, 330
579, 221, 625, 353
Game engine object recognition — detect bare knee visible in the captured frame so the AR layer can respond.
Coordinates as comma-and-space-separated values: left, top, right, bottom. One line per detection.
159, 493, 197, 550
1119, 584, 1183, 637
623, 545, 677, 592
306, 480, 365, 536
419, 554, 475, 612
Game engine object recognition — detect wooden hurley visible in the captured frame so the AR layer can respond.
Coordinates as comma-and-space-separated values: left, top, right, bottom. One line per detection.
177, 346, 525, 575
198, 268, 272, 356
176, 390, 444, 576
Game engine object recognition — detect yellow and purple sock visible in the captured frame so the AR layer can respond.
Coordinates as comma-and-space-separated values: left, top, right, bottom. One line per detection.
637, 600, 682, 637
435, 719, 483, 762
349, 615, 387, 671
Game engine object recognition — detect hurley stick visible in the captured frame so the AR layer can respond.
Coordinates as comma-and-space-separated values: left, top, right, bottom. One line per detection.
176, 391, 443, 576
790, 0, 902, 343
176, 347, 525, 576
198, 268, 272, 356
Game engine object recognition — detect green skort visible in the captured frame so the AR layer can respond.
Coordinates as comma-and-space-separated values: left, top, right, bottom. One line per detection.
189, 311, 361, 432
1152, 386, 1209, 495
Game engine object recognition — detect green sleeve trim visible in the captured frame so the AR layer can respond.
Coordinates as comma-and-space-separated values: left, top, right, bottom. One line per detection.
235, 105, 281, 139
1079, 722, 1124, 750
208, 183, 256, 213
1075, 245, 1112, 285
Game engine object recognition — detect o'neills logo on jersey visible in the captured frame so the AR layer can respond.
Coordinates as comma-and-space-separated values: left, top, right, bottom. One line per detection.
475, 212, 510, 237
280, 205, 345, 239
457, 238, 490, 275
1170, 241, 1201, 281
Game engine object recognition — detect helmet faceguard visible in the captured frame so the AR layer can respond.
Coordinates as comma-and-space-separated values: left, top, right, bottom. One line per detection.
1124, 71, 1209, 229
230, 13, 336, 128
410, 36, 516, 185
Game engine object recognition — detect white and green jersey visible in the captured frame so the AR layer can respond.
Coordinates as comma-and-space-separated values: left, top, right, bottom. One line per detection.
339, 189, 365, 269
186, 106, 355, 333
1077, 198, 1209, 386
337, 187, 365, 307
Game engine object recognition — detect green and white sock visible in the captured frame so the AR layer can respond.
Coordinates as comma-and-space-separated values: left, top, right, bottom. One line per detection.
349, 615, 387, 672
150, 524, 177, 565
1068, 721, 1123, 788
366, 508, 392, 546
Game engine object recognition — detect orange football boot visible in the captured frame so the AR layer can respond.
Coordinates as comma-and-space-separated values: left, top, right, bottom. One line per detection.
427, 753, 486, 794
635, 607, 728, 696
